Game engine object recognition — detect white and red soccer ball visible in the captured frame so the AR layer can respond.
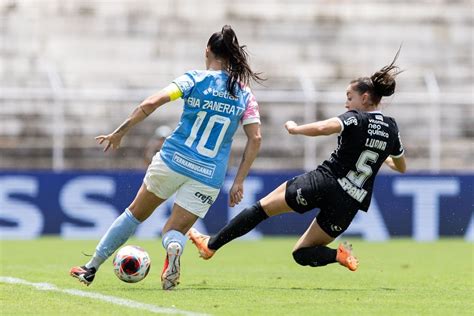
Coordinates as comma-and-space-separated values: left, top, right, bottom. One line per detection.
113, 245, 151, 283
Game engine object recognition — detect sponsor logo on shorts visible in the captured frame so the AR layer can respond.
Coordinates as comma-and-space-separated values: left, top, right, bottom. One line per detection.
194, 192, 214, 205
331, 224, 342, 232
296, 188, 308, 206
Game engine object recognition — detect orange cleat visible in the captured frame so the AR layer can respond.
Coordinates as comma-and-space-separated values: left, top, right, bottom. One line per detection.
336, 241, 359, 271
187, 228, 215, 260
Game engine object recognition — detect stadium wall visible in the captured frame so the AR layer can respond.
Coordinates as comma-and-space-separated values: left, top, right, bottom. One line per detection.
0, 171, 472, 241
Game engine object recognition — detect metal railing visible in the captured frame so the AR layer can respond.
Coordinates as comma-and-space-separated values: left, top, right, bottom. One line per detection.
1, 72, 473, 171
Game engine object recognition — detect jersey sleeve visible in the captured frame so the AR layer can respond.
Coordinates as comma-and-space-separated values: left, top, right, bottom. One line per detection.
336, 110, 361, 134
391, 131, 405, 158
172, 71, 196, 98
163, 83, 183, 101
241, 90, 260, 125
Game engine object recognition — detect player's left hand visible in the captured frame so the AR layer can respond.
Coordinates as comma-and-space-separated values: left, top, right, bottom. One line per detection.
229, 182, 244, 207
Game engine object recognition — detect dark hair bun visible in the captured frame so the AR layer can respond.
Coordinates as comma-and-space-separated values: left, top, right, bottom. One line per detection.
207, 25, 264, 96
370, 46, 403, 98
371, 71, 396, 97
221, 25, 236, 47
221, 25, 233, 35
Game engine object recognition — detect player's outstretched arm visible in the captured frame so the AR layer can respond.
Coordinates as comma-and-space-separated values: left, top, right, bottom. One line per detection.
285, 117, 342, 137
384, 156, 407, 173
96, 87, 177, 152
229, 123, 262, 207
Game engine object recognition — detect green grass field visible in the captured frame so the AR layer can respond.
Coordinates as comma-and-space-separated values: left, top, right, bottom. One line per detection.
1, 238, 473, 315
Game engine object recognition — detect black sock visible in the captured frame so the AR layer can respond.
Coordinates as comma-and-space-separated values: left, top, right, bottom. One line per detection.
292, 246, 337, 267
208, 202, 268, 251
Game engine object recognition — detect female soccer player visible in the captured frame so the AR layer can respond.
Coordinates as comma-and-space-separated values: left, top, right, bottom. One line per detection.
70, 25, 263, 290
188, 52, 406, 272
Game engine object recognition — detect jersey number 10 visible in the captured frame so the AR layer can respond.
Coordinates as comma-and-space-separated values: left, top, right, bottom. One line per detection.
185, 111, 231, 158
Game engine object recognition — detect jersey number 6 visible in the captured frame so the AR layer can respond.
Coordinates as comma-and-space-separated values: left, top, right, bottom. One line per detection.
185, 111, 231, 158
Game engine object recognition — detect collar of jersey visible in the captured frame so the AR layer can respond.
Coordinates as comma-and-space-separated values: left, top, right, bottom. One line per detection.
208, 68, 230, 75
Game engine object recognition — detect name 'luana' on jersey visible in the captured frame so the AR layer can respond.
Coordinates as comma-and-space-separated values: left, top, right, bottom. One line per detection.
160, 70, 260, 189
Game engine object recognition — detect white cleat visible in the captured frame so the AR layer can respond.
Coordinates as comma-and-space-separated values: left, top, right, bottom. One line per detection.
161, 242, 182, 290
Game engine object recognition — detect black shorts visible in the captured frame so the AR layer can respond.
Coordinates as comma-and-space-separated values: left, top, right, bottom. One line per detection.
285, 167, 360, 238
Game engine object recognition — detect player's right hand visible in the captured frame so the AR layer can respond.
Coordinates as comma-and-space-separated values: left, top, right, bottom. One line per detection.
284, 121, 298, 134
95, 133, 123, 152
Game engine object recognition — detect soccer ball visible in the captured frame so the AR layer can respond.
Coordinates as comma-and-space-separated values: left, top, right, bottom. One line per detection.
113, 245, 151, 283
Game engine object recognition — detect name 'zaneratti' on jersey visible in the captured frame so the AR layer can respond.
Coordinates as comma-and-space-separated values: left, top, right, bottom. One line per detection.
160, 70, 260, 189
323, 110, 404, 211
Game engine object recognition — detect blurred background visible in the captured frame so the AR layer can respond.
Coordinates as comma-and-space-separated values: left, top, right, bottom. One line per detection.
1, 0, 472, 171
0, 0, 473, 240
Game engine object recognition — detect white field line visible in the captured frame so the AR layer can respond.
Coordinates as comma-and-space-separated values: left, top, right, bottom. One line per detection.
0, 276, 210, 316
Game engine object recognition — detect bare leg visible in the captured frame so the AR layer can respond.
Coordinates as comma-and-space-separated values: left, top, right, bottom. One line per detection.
163, 203, 199, 235
293, 218, 335, 251
259, 182, 293, 216
291, 219, 349, 268
128, 183, 166, 222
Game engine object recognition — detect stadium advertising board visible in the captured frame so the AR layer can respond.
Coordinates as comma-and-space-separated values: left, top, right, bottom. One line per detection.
0, 171, 472, 241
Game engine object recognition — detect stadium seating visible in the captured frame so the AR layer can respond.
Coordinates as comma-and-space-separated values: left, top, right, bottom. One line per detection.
0, 0, 472, 170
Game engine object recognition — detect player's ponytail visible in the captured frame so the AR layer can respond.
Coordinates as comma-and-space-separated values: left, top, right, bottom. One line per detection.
351, 46, 403, 105
208, 25, 264, 96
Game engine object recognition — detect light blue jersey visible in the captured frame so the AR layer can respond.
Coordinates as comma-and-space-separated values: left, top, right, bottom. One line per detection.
160, 70, 260, 189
